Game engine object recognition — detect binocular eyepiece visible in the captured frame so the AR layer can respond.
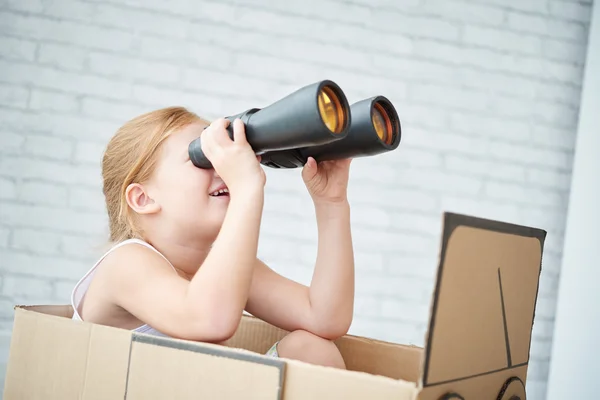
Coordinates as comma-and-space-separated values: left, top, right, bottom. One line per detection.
188, 80, 401, 169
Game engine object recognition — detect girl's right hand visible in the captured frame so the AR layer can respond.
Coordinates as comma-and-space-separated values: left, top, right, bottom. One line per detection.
200, 118, 266, 195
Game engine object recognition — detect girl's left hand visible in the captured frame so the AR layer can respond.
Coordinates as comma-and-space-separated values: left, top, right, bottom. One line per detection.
301, 157, 352, 205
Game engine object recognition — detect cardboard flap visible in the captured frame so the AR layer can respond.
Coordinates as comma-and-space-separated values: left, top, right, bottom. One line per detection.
226, 314, 423, 383
3, 307, 132, 400
126, 333, 286, 400
421, 212, 546, 388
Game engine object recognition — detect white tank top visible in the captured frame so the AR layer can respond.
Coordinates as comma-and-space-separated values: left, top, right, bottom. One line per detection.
71, 238, 176, 337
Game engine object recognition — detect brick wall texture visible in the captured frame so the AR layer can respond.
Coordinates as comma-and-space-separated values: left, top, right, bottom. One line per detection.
0, 0, 594, 398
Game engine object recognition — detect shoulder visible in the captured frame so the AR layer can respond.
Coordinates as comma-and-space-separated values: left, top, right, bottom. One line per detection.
97, 241, 175, 289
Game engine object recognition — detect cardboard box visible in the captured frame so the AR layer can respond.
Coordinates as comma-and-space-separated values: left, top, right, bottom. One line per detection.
2, 212, 546, 399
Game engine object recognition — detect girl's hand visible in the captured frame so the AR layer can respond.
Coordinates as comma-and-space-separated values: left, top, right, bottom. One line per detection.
301, 157, 352, 205
201, 118, 266, 194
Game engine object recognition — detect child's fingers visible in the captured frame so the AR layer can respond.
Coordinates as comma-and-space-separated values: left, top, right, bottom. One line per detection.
232, 119, 248, 144
212, 120, 234, 148
301, 157, 318, 181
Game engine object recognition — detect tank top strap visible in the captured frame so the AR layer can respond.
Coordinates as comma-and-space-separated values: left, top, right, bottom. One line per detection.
123, 238, 178, 273
70, 238, 177, 321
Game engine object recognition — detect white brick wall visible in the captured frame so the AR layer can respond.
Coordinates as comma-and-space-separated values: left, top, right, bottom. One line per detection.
0, 0, 593, 398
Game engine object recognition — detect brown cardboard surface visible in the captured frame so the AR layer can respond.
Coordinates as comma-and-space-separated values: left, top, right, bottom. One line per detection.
281, 359, 417, 400
3, 306, 90, 399
80, 323, 132, 399
3, 306, 286, 400
4, 305, 419, 400
225, 313, 424, 383
3, 306, 132, 400
419, 212, 545, 398
418, 365, 528, 400
126, 335, 284, 399
334, 335, 423, 383
2, 212, 547, 400
223, 313, 289, 354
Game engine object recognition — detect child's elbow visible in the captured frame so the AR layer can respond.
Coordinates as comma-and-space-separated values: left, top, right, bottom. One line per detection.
180, 310, 241, 343
314, 315, 353, 341
207, 313, 241, 342
323, 323, 351, 341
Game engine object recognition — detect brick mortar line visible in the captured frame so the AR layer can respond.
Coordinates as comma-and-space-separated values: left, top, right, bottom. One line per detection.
400, 127, 577, 154
0, 9, 588, 82
405, 81, 581, 111
336, 0, 592, 25
0, 38, 585, 107
1, 99, 581, 156
0, 29, 587, 92
0, 179, 574, 211
0, 99, 582, 151
77, 0, 591, 42
264, 214, 442, 239
0, 55, 285, 105
0, 165, 574, 205
4, 42, 579, 104
0, 108, 124, 141
0, 249, 104, 263
0, 149, 106, 169
0, 82, 582, 132
0, 200, 106, 212
0, 7, 417, 59
267, 170, 572, 199
0, 247, 97, 262
0, 65, 584, 134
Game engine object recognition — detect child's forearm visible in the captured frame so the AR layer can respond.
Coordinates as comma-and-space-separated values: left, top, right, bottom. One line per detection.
308, 200, 355, 338
187, 188, 265, 338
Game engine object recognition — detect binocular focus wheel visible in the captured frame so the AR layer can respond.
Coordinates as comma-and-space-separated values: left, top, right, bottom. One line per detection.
438, 393, 465, 400
496, 377, 526, 400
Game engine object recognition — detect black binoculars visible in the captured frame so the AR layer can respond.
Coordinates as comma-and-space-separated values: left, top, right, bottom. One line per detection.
188, 80, 401, 169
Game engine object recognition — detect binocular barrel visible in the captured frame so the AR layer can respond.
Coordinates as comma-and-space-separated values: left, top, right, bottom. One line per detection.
189, 80, 351, 169
188, 80, 402, 169
259, 96, 401, 169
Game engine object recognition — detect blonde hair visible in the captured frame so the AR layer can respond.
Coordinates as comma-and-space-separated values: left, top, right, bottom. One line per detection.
102, 106, 208, 243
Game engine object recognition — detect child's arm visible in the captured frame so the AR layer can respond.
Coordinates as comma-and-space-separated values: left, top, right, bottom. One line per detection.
246, 199, 354, 340
246, 157, 355, 340
105, 187, 264, 342
104, 118, 266, 342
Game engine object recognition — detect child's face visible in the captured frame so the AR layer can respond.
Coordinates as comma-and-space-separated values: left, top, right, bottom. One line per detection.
144, 121, 230, 240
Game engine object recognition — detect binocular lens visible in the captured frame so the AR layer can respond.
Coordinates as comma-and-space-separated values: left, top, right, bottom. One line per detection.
318, 85, 346, 135
372, 101, 394, 146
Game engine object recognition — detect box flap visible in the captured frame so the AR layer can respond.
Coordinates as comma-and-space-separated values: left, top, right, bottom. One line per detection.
225, 314, 423, 383
3, 306, 131, 400
125, 333, 286, 400
281, 358, 418, 400
4, 307, 286, 400
420, 212, 546, 388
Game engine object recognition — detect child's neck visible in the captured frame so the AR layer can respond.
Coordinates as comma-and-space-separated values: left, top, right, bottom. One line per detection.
143, 233, 213, 280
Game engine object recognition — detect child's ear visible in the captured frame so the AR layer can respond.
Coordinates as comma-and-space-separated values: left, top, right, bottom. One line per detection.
125, 183, 161, 215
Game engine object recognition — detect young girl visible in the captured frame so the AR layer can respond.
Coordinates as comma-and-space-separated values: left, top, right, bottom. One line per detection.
70, 106, 355, 369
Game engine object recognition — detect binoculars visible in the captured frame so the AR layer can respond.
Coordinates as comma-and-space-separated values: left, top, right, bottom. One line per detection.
188, 80, 401, 169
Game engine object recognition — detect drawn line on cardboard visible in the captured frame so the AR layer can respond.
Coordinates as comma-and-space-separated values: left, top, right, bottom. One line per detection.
422, 362, 528, 387
497, 268, 512, 367
422, 212, 546, 387
123, 333, 286, 400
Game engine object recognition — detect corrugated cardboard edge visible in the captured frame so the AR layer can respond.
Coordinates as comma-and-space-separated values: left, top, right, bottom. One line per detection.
418, 212, 546, 392
3, 306, 287, 400
5, 305, 420, 399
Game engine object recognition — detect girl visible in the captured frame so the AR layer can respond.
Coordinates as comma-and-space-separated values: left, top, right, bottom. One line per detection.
71, 106, 355, 369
